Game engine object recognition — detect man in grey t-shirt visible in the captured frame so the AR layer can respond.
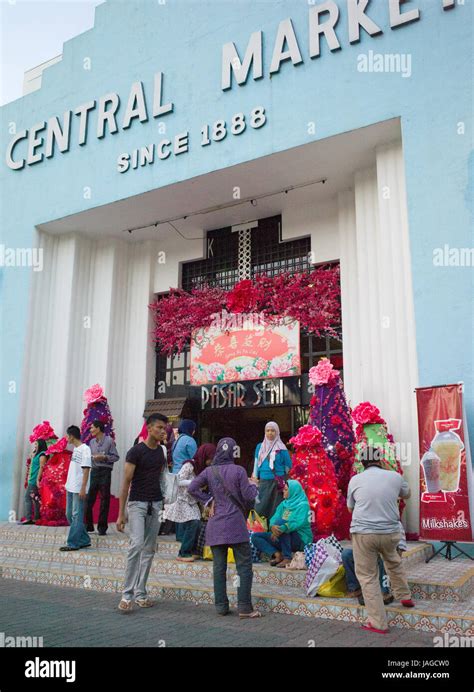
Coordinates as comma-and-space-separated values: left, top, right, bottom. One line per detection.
347, 446, 414, 634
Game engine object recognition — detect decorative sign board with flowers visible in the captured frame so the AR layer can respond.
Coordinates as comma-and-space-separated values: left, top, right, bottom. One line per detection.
190, 316, 300, 385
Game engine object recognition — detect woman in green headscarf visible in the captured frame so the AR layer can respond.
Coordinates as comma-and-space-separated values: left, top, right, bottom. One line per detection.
251, 480, 313, 568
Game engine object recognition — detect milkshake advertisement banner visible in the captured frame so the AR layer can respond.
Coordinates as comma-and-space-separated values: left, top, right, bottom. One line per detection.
416, 384, 474, 542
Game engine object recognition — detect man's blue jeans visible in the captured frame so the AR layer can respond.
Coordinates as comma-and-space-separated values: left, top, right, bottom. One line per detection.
342, 548, 389, 594
66, 492, 91, 549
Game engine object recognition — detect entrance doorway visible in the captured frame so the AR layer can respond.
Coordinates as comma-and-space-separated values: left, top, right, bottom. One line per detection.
199, 406, 295, 475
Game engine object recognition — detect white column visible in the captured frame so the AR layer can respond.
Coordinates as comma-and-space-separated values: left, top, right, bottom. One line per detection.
353, 167, 385, 404
376, 141, 420, 532
13, 233, 158, 512
13, 232, 78, 514
337, 144, 420, 533
337, 189, 362, 407
106, 240, 157, 496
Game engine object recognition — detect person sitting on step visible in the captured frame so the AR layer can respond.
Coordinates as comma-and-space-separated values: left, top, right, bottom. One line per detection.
251, 480, 312, 568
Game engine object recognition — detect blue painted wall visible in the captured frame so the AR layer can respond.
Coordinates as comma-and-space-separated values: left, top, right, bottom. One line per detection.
1, 0, 472, 525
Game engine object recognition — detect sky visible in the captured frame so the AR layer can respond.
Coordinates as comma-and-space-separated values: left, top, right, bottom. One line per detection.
1, 0, 103, 106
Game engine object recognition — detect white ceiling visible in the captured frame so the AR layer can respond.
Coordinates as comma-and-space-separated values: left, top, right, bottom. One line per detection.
38, 118, 401, 241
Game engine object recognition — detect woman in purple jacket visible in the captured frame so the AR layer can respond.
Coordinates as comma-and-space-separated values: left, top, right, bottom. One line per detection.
188, 437, 261, 618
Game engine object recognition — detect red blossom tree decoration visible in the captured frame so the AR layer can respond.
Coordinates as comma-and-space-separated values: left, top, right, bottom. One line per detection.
289, 425, 340, 541
352, 401, 406, 518
308, 358, 355, 538
80, 385, 115, 445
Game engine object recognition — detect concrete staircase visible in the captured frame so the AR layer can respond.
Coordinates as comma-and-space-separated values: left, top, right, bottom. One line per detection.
0, 522, 473, 635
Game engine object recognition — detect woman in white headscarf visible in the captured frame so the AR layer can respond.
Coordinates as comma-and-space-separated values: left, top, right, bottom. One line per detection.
251, 421, 292, 521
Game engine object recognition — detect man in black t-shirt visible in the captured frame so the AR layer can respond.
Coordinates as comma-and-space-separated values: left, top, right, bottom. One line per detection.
117, 412, 168, 611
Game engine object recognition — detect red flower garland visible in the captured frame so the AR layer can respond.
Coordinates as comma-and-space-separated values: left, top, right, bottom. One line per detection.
150, 285, 227, 355
150, 267, 340, 356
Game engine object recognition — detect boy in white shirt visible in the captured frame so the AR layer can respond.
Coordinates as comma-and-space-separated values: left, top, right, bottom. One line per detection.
60, 425, 92, 551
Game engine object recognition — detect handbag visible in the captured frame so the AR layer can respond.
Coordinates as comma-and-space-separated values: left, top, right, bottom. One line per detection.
160, 462, 178, 505
287, 551, 306, 570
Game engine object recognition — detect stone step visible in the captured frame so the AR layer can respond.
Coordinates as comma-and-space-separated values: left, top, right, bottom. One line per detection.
0, 539, 472, 602
0, 558, 473, 635
0, 523, 434, 564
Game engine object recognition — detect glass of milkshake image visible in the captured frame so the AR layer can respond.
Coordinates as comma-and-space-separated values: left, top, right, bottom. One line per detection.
431, 420, 464, 493
421, 449, 441, 493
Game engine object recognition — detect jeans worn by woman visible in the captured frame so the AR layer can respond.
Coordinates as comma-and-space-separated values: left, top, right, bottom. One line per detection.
251, 528, 304, 560
178, 519, 201, 557
24, 483, 41, 521
188, 437, 259, 616
211, 542, 253, 615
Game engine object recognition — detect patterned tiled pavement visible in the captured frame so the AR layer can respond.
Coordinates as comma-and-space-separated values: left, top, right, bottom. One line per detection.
0, 579, 437, 648
1, 523, 473, 636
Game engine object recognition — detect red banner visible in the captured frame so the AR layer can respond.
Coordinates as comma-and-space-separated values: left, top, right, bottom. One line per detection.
416, 384, 474, 542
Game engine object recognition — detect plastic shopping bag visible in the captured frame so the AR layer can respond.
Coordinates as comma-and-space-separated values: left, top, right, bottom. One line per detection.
248, 530, 262, 563
247, 510, 267, 533
305, 543, 342, 598
317, 565, 347, 598
203, 546, 235, 563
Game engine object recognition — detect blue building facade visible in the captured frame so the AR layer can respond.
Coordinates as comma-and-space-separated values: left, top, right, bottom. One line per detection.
1, 0, 472, 537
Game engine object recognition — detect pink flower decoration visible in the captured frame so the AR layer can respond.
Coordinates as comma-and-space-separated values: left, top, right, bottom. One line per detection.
352, 401, 385, 425
46, 437, 70, 455
268, 357, 292, 378
191, 367, 207, 385
240, 365, 260, 380
309, 357, 340, 386
290, 424, 323, 448
255, 358, 268, 372
84, 384, 105, 405
29, 421, 57, 443
291, 354, 300, 369
224, 368, 240, 382
207, 363, 225, 382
